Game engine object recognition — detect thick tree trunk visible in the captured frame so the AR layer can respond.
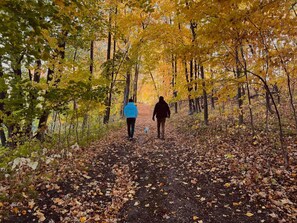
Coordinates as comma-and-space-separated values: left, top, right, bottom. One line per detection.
36, 110, 50, 141
36, 67, 54, 141
37, 30, 67, 140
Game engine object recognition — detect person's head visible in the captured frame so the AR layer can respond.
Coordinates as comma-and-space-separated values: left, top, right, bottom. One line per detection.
129, 98, 134, 103
159, 96, 164, 102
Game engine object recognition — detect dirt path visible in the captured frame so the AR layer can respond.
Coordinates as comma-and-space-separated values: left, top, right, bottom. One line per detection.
5, 104, 276, 223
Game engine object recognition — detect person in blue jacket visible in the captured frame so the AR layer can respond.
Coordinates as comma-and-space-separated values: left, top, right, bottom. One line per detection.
124, 98, 138, 140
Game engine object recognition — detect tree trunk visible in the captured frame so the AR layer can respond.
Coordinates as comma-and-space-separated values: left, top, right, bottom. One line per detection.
149, 70, 158, 96
37, 30, 67, 140
194, 61, 200, 113
200, 66, 208, 125
278, 57, 297, 131
248, 70, 289, 168
273, 84, 281, 104
90, 40, 94, 77
133, 62, 139, 103
34, 59, 41, 83
240, 46, 255, 135
195, 97, 201, 113
235, 47, 244, 125
83, 40, 94, 132
122, 68, 131, 116
103, 11, 113, 124
237, 82, 244, 125
26, 59, 42, 138
211, 89, 215, 109
184, 60, 193, 114
36, 67, 54, 141
7, 56, 23, 147
266, 91, 274, 114
0, 56, 6, 146
189, 60, 195, 113
172, 54, 178, 113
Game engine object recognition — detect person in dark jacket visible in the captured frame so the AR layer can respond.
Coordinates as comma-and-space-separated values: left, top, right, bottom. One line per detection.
124, 98, 138, 140
152, 96, 171, 139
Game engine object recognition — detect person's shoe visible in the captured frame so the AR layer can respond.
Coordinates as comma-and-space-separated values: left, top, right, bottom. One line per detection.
129, 137, 133, 141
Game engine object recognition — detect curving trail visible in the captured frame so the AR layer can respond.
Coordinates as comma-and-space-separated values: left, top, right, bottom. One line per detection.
5, 104, 275, 223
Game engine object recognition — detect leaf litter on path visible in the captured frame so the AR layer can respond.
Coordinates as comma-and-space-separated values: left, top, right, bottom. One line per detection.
2, 104, 296, 222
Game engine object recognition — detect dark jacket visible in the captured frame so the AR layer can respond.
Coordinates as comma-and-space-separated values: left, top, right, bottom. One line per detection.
153, 100, 170, 119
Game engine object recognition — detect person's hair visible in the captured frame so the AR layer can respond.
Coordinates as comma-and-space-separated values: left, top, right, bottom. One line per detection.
159, 96, 164, 101
129, 98, 134, 102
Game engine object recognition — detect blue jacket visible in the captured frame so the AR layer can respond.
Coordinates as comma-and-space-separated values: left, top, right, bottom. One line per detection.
124, 102, 138, 118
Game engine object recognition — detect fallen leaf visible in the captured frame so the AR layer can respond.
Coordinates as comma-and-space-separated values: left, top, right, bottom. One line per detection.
280, 198, 293, 205
35, 210, 46, 222
80, 216, 87, 223
224, 183, 231, 188
269, 213, 278, 218
28, 200, 35, 209
245, 212, 254, 217
191, 179, 197, 184
233, 202, 241, 206
83, 174, 91, 179
12, 207, 19, 214
53, 198, 64, 205
193, 215, 199, 220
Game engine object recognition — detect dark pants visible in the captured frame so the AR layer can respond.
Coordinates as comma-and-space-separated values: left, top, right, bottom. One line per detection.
127, 118, 136, 138
157, 118, 166, 139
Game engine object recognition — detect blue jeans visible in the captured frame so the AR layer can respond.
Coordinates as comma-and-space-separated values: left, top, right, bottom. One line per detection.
127, 118, 136, 138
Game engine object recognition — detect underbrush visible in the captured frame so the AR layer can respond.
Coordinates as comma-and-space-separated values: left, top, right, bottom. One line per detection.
0, 120, 123, 203
172, 109, 297, 222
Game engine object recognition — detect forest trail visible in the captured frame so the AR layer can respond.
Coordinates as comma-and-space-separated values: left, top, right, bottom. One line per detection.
6, 104, 278, 222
